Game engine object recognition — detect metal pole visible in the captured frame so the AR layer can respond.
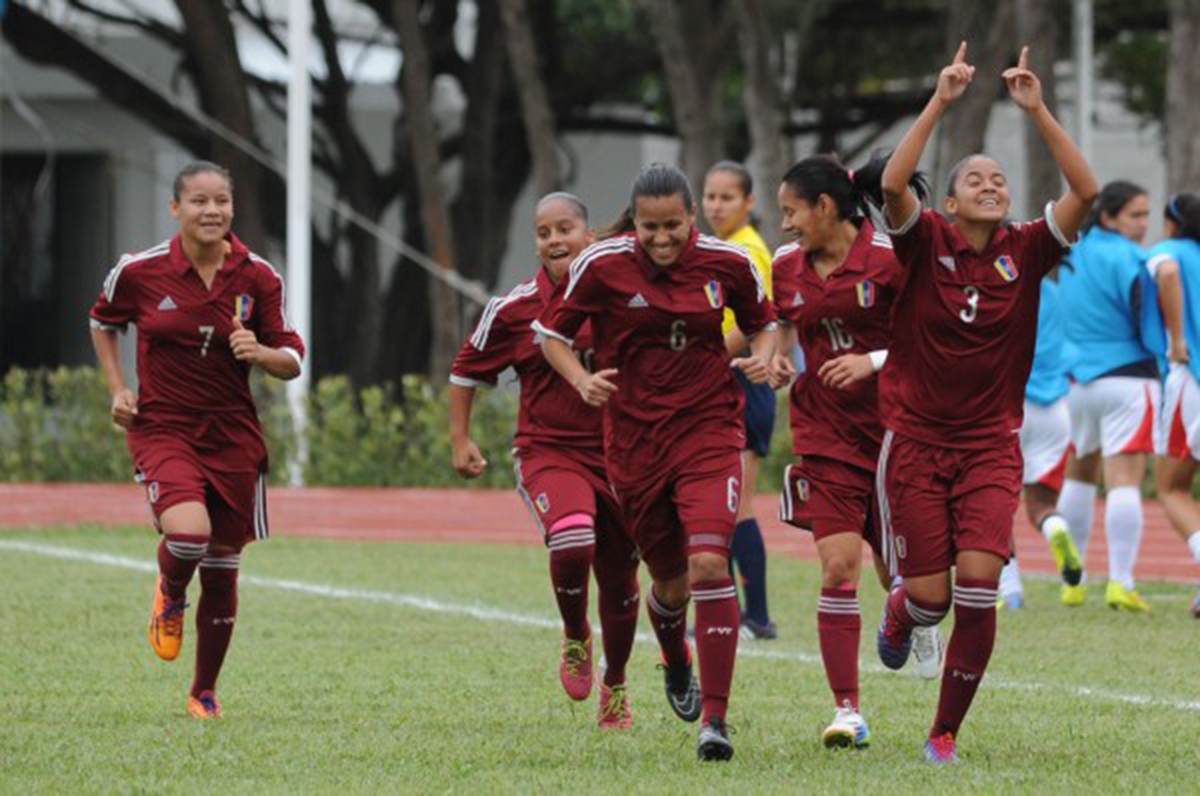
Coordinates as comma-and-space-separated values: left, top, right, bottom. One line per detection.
1074, 0, 1094, 163
286, 0, 312, 486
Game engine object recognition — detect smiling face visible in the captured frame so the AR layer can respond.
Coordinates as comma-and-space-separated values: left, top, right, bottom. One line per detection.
702, 169, 755, 240
777, 182, 837, 253
1102, 193, 1150, 245
534, 198, 593, 282
633, 193, 695, 267
944, 156, 1010, 224
171, 170, 233, 247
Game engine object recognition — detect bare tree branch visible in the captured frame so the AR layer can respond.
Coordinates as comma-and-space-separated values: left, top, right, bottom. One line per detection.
498, 0, 561, 195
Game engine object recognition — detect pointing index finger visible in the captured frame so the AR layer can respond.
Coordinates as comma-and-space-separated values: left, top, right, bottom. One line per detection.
952, 40, 967, 65
1018, 45, 1029, 71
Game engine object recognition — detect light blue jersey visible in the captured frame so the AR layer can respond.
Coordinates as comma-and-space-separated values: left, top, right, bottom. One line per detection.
1148, 237, 1200, 383
1026, 279, 1070, 405
1058, 227, 1158, 383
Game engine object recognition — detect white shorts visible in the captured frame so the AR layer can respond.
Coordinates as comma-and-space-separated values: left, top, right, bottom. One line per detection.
1157, 363, 1200, 460
1067, 376, 1159, 458
1019, 399, 1071, 490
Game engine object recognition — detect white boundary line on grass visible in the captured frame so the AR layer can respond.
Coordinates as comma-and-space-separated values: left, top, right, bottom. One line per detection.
4, 539, 1199, 715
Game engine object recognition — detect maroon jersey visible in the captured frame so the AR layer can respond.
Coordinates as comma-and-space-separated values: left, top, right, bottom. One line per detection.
774, 221, 901, 470
89, 234, 305, 467
534, 230, 776, 482
881, 204, 1071, 448
450, 267, 602, 453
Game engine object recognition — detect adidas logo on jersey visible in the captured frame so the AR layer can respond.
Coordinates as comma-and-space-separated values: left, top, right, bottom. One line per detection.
937, 256, 957, 272
627, 293, 649, 308
157, 296, 178, 311
791, 291, 804, 307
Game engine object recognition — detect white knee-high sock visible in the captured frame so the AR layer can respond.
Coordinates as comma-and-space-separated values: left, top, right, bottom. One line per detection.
1106, 486, 1144, 590
1058, 479, 1097, 564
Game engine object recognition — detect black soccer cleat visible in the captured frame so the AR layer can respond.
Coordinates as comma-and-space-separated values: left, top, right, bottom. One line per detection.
697, 716, 734, 762
658, 643, 701, 723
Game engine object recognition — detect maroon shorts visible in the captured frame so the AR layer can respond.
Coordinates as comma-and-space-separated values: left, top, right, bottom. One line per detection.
512, 445, 634, 559
612, 443, 742, 582
128, 429, 266, 551
878, 430, 1021, 578
779, 456, 882, 556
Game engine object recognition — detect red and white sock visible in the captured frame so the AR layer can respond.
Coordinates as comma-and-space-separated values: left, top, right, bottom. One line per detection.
547, 514, 595, 641
594, 553, 639, 687
693, 578, 739, 722
932, 578, 999, 738
647, 588, 689, 668
191, 552, 240, 698
818, 586, 860, 709
884, 583, 949, 639
158, 534, 209, 600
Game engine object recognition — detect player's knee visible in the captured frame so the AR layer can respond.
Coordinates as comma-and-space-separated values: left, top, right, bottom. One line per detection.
821, 556, 859, 589
688, 551, 730, 584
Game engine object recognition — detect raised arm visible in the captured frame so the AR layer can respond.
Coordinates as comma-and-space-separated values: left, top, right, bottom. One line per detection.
882, 41, 974, 229
1004, 45, 1099, 240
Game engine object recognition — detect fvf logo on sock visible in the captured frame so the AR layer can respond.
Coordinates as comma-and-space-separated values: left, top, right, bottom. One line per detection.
211, 617, 237, 626
951, 669, 979, 682
555, 587, 584, 596
705, 626, 735, 636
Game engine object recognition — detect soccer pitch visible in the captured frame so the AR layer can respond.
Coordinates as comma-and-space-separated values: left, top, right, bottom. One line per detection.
2, 526, 1198, 794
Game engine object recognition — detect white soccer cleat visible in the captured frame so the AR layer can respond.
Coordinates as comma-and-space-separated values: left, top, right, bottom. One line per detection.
822, 701, 870, 749
911, 625, 943, 680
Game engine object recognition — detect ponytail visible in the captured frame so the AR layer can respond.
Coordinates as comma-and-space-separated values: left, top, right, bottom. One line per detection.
780, 151, 930, 221
599, 207, 635, 240
1166, 192, 1200, 243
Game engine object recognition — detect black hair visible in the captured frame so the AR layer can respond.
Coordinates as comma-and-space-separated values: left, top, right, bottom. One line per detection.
1166, 192, 1200, 243
599, 207, 635, 240
629, 163, 695, 214
945, 154, 1002, 199
173, 160, 233, 201
1086, 180, 1147, 231
780, 151, 931, 221
705, 160, 753, 197
536, 191, 589, 223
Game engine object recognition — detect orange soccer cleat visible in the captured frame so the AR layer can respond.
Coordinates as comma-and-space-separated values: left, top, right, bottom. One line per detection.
148, 576, 188, 661
188, 691, 222, 719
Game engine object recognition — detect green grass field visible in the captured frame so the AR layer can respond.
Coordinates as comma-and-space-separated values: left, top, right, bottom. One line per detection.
2, 526, 1198, 794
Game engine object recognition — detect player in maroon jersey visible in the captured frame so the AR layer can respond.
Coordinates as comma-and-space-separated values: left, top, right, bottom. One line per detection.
874, 45, 1098, 762
535, 164, 777, 762
769, 154, 940, 750
89, 161, 306, 720
448, 193, 640, 728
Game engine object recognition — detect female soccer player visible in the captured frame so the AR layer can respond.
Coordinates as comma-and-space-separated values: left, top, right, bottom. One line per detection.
1149, 192, 1200, 618
768, 153, 938, 749
89, 161, 305, 719
1057, 181, 1157, 612
702, 161, 777, 639
999, 274, 1084, 608
536, 164, 777, 762
448, 193, 641, 728
875, 44, 1098, 762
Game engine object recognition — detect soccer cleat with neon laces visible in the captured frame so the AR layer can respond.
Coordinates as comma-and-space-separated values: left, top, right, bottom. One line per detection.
1105, 582, 1150, 613
876, 609, 912, 671
559, 636, 593, 701
696, 716, 734, 761
658, 642, 701, 722
925, 732, 958, 764
822, 701, 870, 749
1061, 584, 1086, 606
187, 691, 222, 719
911, 625, 943, 680
597, 683, 633, 729
148, 576, 187, 661
1048, 527, 1083, 586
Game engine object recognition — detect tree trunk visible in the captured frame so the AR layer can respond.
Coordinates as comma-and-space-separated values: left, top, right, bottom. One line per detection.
642, 0, 725, 202
173, 0, 268, 252
1166, 0, 1200, 194
933, 2, 1016, 199
498, 0, 561, 196
1018, 0, 1062, 213
733, 0, 787, 250
393, 0, 461, 382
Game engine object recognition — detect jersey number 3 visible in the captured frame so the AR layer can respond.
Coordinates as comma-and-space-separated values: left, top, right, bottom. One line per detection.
959, 286, 979, 324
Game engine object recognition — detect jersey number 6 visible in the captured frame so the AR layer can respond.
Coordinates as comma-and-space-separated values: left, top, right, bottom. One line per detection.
669, 319, 688, 352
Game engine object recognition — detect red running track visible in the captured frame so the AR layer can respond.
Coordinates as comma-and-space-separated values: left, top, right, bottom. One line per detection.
0, 483, 1196, 584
